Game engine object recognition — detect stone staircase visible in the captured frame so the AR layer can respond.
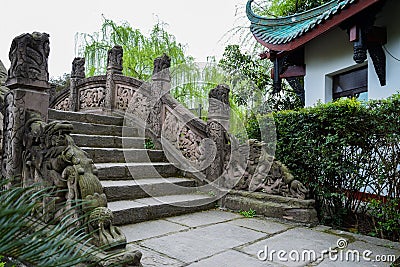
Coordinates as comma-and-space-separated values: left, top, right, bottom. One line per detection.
49, 109, 217, 226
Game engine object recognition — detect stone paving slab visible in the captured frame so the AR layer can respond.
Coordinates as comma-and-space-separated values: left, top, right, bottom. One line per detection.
317, 240, 400, 267
229, 217, 292, 235
164, 210, 241, 227
119, 209, 400, 267
186, 250, 275, 267
139, 223, 267, 263
240, 227, 340, 266
120, 219, 188, 242
127, 244, 185, 267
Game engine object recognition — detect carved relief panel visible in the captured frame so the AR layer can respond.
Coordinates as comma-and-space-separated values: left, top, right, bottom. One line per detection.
162, 108, 205, 164
79, 87, 105, 109
54, 97, 69, 111
115, 84, 136, 110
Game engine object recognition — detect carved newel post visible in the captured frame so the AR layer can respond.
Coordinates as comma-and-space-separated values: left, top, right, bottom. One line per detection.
69, 57, 85, 111
2, 32, 50, 185
206, 84, 230, 182
104, 45, 123, 113
150, 54, 171, 141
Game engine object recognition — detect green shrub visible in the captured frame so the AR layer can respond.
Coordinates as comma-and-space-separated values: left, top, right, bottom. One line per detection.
272, 95, 400, 240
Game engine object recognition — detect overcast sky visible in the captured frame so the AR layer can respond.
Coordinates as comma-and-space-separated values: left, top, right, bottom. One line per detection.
0, 0, 249, 78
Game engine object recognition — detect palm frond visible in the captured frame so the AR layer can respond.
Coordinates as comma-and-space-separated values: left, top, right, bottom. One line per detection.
0, 180, 98, 267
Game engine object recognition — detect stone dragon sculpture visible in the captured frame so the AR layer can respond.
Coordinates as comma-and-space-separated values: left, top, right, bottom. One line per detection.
226, 139, 309, 199
22, 111, 142, 265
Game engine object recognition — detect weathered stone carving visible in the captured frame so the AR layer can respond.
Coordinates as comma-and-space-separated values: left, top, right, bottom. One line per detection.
100, 248, 143, 267
54, 97, 69, 111
0, 60, 7, 85
208, 84, 230, 121
2, 32, 142, 266
69, 57, 86, 111
206, 85, 231, 182
22, 111, 132, 250
6, 32, 50, 89
178, 127, 204, 162
104, 46, 123, 111
162, 108, 206, 166
2, 91, 26, 185
80, 87, 105, 109
227, 139, 309, 199
116, 85, 136, 110
71, 57, 85, 79
153, 53, 171, 74
107, 45, 123, 74
0, 60, 9, 154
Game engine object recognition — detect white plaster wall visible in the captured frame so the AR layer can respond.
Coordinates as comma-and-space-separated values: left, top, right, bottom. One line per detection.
303, 0, 400, 106
304, 27, 357, 106
368, 0, 400, 100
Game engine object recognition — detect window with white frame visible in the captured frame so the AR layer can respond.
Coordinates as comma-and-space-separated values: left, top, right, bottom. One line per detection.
332, 66, 368, 101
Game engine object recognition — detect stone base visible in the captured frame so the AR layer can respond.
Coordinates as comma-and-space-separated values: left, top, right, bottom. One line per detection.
219, 190, 318, 225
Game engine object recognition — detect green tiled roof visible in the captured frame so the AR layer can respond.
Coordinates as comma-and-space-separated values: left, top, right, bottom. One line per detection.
246, 0, 356, 46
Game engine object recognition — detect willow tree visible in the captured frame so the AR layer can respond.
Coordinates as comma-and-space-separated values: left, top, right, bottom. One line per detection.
76, 17, 190, 80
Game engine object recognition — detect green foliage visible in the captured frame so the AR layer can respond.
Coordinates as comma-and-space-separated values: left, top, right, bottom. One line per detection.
219, 44, 270, 96
368, 198, 400, 241
239, 209, 257, 218
272, 95, 400, 240
0, 181, 97, 266
144, 138, 155, 149
268, 0, 330, 17
50, 73, 71, 92
77, 16, 189, 79
245, 113, 262, 140
219, 45, 302, 113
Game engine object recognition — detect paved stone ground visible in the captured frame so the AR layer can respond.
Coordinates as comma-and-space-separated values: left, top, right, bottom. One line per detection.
120, 209, 400, 267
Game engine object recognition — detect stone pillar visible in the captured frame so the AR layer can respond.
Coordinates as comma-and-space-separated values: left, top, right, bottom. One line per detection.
206, 84, 230, 182
150, 54, 171, 140
2, 32, 50, 185
69, 57, 85, 111
104, 45, 123, 113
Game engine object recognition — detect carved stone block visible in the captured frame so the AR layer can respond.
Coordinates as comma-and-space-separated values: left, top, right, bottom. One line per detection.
0, 60, 7, 85
208, 84, 230, 129
79, 87, 105, 109
71, 57, 85, 79
153, 53, 171, 74
6, 32, 50, 90
107, 46, 123, 74
116, 85, 136, 110
55, 97, 70, 111
2, 89, 49, 185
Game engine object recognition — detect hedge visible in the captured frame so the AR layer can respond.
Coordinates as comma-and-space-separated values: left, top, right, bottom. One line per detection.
254, 95, 400, 240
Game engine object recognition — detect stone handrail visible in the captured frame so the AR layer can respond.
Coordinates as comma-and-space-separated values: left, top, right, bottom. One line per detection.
49, 47, 309, 200
1, 33, 142, 266
50, 48, 230, 182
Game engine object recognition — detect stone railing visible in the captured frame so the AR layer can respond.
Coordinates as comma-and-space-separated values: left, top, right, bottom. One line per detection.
2, 33, 142, 266
49, 46, 311, 201
50, 48, 231, 183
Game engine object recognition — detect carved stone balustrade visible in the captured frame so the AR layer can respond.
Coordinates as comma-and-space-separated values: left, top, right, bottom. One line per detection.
1, 33, 142, 266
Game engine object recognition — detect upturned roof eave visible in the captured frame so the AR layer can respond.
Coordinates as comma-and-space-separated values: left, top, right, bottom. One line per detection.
247, 0, 384, 52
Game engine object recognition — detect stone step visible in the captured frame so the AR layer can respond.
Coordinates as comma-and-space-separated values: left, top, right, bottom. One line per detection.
82, 147, 167, 163
48, 109, 124, 126
108, 194, 218, 225
102, 178, 197, 201
71, 134, 145, 149
95, 162, 180, 180
50, 120, 139, 137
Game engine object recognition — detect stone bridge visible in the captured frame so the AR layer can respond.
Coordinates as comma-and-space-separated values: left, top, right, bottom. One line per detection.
0, 32, 316, 266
